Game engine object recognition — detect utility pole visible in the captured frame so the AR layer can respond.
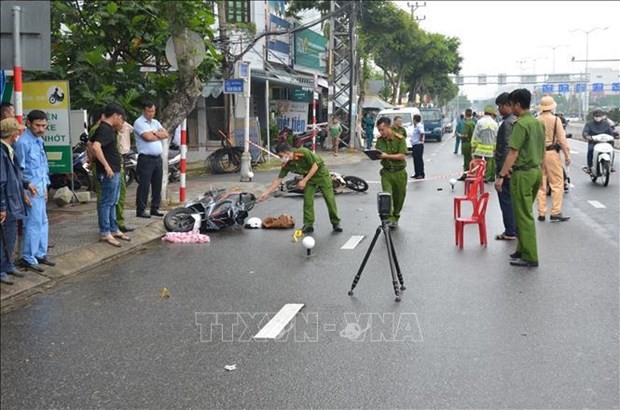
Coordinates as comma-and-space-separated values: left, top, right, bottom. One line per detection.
570, 26, 608, 118
540, 44, 568, 74
407, 1, 426, 22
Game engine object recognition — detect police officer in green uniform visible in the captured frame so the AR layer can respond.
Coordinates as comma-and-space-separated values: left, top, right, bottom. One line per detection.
375, 117, 408, 229
457, 108, 476, 180
495, 89, 545, 267
260, 144, 342, 234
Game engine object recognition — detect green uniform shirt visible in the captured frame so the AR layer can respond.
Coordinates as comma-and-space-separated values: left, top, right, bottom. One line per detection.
509, 111, 545, 170
392, 126, 407, 139
375, 132, 407, 171
278, 147, 328, 181
462, 118, 476, 140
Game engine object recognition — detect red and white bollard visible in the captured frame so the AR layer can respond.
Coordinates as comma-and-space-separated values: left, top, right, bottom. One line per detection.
179, 119, 187, 203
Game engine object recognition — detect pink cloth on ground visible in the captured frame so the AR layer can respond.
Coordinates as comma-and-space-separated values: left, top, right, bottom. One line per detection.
162, 230, 210, 243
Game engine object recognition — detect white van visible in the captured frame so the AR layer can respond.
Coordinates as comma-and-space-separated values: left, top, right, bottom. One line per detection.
372, 107, 421, 151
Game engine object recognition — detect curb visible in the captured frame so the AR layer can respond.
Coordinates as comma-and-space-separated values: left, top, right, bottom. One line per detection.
0, 220, 166, 313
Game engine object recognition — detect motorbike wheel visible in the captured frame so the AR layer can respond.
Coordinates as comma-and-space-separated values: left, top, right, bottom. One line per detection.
344, 176, 369, 192
76, 171, 92, 192
601, 160, 611, 187
125, 169, 136, 187
49, 96, 56, 104
163, 207, 197, 232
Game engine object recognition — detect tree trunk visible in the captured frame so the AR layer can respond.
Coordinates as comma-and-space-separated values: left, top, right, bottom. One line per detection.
216, 1, 233, 139
158, 28, 204, 204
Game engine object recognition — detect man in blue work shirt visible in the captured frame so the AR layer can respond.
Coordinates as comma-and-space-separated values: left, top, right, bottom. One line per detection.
133, 101, 169, 218
14, 110, 55, 272
454, 113, 465, 154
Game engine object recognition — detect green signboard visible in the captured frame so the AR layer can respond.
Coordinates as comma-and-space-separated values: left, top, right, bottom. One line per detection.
290, 89, 311, 102
294, 28, 326, 71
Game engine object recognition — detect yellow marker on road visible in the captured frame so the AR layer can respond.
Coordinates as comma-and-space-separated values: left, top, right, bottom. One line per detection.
292, 229, 304, 243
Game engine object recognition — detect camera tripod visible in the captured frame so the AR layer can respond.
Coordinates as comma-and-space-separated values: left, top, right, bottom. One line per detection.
348, 219, 406, 302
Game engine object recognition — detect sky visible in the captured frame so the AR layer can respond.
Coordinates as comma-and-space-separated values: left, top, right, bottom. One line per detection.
394, 0, 620, 100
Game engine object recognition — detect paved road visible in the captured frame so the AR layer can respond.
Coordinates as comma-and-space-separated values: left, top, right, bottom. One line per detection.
1, 136, 618, 409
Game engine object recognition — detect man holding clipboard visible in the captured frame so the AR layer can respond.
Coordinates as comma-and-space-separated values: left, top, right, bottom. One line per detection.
369, 117, 408, 229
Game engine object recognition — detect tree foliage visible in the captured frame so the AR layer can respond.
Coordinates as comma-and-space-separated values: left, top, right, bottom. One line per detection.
287, 0, 462, 107
34, 0, 219, 129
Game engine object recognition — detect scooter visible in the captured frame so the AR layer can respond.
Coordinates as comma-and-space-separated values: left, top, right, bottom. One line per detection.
584, 133, 616, 187
163, 188, 256, 232
278, 172, 369, 195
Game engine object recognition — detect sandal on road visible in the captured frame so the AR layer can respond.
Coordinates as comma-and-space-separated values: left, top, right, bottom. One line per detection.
112, 232, 131, 242
100, 236, 121, 247
495, 233, 517, 241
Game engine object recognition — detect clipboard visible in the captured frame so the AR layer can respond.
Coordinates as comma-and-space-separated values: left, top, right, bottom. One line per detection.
363, 150, 383, 160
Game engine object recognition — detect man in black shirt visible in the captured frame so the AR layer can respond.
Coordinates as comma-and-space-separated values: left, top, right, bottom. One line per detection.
90, 104, 131, 247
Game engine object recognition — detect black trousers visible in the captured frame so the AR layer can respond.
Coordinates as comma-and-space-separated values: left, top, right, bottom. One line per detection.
412, 144, 425, 177
136, 155, 162, 214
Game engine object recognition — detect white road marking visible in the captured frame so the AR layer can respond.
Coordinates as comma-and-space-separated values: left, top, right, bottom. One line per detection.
570, 150, 580, 154
254, 304, 305, 339
569, 183, 575, 188
341, 235, 365, 250
587, 200, 606, 209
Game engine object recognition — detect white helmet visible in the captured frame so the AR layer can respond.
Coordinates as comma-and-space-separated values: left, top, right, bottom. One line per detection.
244, 217, 262, 229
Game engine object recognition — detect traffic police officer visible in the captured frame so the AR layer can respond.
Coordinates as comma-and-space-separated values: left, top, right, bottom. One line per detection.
260, 144, 343, 234
375, 116, 408, 229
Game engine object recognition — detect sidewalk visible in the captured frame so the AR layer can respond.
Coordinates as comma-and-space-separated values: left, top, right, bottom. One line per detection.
0, 149, 365, 310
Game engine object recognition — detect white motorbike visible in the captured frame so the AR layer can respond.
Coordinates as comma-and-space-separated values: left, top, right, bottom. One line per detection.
585, 134, 615, 187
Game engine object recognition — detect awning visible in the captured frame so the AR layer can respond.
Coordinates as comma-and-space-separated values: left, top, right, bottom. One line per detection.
362, 95, 394, 110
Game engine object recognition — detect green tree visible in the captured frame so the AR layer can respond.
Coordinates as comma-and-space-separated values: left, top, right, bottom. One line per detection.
36, 0, 219, 130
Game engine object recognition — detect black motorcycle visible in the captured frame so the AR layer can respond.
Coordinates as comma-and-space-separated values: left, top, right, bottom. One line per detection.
49, 133, 92, 192
279, 172, 369, 195
163, 188, 256, 232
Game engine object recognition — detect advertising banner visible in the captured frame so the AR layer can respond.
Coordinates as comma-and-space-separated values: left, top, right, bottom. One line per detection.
270, 100, 309, 134
22, 80, 72, 173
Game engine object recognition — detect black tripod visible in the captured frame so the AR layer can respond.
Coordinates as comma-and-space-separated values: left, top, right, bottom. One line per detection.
348, 218, 406, 302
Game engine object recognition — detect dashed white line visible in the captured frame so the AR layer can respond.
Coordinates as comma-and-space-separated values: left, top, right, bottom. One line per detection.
587, 200, 606, 209
341, 235, 365, 250
253, 304, 305, 339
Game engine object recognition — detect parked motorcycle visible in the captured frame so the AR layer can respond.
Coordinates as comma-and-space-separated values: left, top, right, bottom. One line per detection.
583, 133, 616, 186
49, 133, 92, 192
128, 143, 181, 186
279, 172, 369, 195
163, 188, 257, 232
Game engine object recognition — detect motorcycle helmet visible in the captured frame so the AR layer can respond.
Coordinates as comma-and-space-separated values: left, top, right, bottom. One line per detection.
244, 217, 262, 229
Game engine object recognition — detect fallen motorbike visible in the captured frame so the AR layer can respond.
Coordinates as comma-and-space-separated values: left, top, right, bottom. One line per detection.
123, 150, 138, 187
163, 188, 257, 232
583, 133, 616, 187
279, 172, 369, 195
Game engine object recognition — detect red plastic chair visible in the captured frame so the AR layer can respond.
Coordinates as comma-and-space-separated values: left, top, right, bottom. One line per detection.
464, 159, 486, 194
455, 192, 490, 249
454, 176, 484, 219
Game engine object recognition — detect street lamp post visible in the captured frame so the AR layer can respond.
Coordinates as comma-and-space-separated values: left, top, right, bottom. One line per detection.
540, 44, 568, 74
570, 26, 608, 118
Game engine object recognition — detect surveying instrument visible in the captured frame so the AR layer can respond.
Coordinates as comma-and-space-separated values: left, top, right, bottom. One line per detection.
348, 192, 406, 302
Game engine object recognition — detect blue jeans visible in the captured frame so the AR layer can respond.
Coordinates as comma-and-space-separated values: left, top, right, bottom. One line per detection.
497, 176, 517, 237
366, 132, 374, 150
97, 172, 121, 235
454, 134, 461, 153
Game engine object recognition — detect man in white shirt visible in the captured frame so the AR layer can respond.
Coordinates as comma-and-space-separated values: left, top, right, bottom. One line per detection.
411, 114, 425, 179
133, 101, 169, 218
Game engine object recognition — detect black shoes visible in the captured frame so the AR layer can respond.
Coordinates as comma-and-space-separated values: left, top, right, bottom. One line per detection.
538, 215, 545, 222
301, 225, 314, 234
332, 224, 343, 232
550, 214, 570, 222
510, 259, 539, 267
510, 251, 522, 259
389, 221, 399, 230
414, 175, 425, 180
19, 259, 44, 273
36, 257, 55, 267
137, 212, 151, 218
150, 210, 165, 217
119, 226, 135, 233
457, 174, 467, 181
